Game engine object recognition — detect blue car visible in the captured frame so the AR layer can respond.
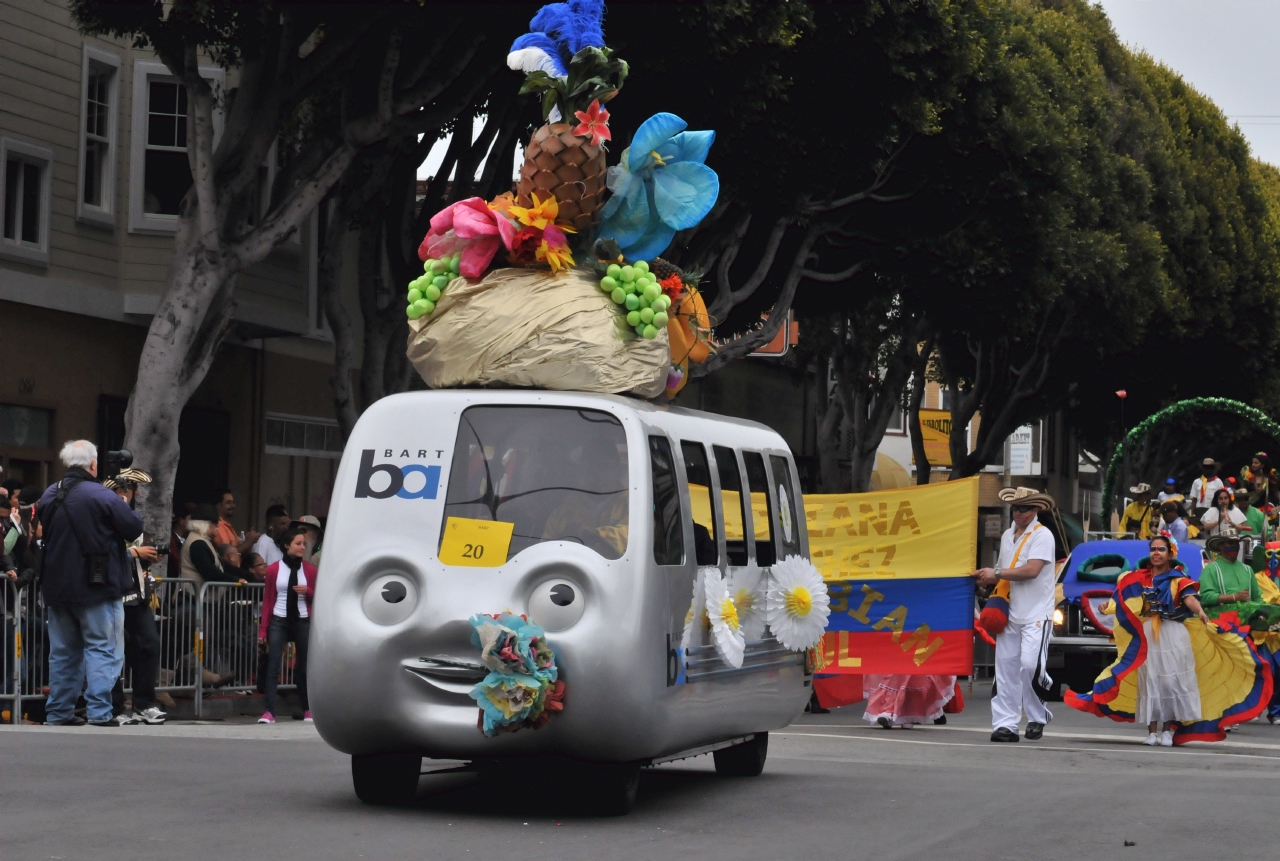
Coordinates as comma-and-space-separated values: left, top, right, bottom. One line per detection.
1047, 539, 1204, 696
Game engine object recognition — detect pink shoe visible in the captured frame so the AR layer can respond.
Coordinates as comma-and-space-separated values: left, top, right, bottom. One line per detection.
303, 710, 313, 723
257, 712, 275, 724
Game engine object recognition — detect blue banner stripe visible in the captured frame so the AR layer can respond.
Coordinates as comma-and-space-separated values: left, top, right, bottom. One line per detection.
824, 576, 975, 634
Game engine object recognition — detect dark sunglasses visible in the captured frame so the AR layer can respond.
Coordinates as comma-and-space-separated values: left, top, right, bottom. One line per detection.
1011, 504, 1036, 513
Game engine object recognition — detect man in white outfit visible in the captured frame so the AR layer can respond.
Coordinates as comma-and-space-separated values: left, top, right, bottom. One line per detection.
972, 487, 1058, 743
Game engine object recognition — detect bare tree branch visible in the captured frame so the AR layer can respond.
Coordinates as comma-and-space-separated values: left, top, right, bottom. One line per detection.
799, 261, 866, 283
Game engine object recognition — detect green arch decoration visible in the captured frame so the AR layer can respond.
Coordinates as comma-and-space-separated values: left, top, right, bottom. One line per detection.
1101, 397, 1280, 523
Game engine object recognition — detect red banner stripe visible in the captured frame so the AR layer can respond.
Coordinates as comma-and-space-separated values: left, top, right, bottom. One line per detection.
817, 629, 974, 675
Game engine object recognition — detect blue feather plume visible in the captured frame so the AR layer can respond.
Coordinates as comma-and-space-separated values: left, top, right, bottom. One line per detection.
508, 0, 606, 78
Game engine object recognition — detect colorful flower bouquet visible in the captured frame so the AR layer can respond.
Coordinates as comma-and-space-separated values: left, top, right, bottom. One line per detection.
403, 1, 721, 399
468, 612, 565, 736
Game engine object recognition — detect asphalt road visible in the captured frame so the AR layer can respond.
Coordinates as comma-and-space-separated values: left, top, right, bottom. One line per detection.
4, 682, 1279, 861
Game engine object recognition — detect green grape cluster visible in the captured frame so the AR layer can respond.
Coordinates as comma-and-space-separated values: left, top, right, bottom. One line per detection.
406, 254, 461, 319
598, 259, 670, 340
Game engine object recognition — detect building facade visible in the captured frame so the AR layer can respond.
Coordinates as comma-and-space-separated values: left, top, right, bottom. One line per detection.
0, 0, 344, 533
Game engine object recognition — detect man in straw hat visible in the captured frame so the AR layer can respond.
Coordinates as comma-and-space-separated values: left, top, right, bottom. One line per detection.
972, 487, 1058, 742
103, 467, 168, 725
1189, 458, 1224, 515
1198, 527, 1261, 619
1122, 483, 1156, 540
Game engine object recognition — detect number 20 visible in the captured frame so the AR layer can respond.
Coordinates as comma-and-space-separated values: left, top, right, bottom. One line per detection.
462, 543, 484, 559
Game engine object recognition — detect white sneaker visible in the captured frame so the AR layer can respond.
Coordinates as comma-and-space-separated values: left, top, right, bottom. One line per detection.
1160, 730, 1174, 747
135, 706, 167, 725
1143, 733, 1159, 746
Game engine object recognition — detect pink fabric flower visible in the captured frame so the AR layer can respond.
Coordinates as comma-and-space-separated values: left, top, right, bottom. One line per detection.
418, 197, 519, 279
541, 223, 569, 249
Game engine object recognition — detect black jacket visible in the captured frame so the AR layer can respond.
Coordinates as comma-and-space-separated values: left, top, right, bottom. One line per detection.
38, 468, 143, 607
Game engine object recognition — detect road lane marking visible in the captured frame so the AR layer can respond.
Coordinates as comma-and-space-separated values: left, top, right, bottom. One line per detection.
791, 722, 1280, 751
776, 730, 1280, 761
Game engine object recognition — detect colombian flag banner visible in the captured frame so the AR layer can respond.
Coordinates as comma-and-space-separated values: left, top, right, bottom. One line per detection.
806, 477, 978, 675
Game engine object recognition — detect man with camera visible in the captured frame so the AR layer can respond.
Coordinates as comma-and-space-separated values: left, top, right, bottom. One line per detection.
37, 441, 143, 727
105, 468, 167, 725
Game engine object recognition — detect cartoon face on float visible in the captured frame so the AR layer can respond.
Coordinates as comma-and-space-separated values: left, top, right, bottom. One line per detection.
306, 389, 814, 765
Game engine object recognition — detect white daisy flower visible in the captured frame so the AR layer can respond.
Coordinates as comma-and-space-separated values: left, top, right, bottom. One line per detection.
766, 555, 831, 651
681, 567, 714, 650
728, 569, 767, 642
704, 568, 745, 668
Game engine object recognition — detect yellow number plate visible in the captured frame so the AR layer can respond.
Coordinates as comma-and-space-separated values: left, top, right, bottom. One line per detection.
438, 517, 515, 567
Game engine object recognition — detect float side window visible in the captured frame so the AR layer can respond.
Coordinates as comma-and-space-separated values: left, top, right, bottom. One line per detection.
714, 444, 749, 566
742, 451, 776, 566
681, 440, 718, 566
650, 435, 684, 566
769, 454, 802, 558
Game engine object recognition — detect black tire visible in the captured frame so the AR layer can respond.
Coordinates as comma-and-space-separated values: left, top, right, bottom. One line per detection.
713, 733, 768, 777
587, 763, 641, 816
351, 752, 421, 805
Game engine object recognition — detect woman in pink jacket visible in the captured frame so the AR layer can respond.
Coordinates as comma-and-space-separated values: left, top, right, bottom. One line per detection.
257, 528, 318, 724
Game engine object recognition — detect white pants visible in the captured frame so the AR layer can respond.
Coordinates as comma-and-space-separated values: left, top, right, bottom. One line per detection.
992, 618, 1054, 731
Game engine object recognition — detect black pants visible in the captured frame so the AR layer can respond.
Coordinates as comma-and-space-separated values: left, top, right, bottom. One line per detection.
264, 615, 309, 715
111, 602, 161, 714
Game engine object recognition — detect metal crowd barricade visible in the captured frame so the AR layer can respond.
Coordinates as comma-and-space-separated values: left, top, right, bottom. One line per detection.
3, 577, 203, 725
1085, 530, 1135, 542
195, 581, 296, 717
142, 578, 203, 698
4, 579, 20, 725
7, 582, 46, 725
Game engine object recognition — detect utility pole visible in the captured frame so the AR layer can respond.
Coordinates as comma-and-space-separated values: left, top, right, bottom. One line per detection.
1117, 389, 1128, 535
1001, 433, 1012, 530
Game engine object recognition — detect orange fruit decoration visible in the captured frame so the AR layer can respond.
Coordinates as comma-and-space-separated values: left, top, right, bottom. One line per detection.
667, 287, 711, 365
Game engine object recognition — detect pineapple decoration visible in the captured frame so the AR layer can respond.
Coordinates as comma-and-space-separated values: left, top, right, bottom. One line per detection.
508, 0, 627, 238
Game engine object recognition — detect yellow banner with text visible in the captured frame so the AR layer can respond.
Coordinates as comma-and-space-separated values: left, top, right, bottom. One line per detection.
803, 476, 978, 580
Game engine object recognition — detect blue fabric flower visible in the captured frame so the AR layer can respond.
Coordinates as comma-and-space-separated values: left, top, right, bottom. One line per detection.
597, 113, 720, 261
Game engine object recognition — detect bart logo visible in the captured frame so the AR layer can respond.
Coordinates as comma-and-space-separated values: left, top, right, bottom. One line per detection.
355, 450, 440, 500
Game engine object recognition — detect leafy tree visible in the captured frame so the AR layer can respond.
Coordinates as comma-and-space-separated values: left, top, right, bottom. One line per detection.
605, 1, 986, 376
70, 1, 534, 546
1064, 68, 1280, 463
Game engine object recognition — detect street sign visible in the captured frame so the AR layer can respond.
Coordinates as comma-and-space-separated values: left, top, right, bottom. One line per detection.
747, 312, 798, 357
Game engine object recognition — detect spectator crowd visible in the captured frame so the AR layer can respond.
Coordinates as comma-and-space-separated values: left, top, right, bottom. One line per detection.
1120, 452, 1279, 556
1, 440, 325, 727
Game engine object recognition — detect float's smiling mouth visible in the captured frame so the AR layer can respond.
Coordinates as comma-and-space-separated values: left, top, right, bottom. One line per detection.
403, 656, 487, 695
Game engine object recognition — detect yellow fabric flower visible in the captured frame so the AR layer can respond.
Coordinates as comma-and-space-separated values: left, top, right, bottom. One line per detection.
536, 239, 575, 274
509, 192, 561, 230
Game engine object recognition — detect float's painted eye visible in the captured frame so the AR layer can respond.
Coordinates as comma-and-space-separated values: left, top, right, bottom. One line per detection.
362, 574, 417, 625
528, 579, 585, 632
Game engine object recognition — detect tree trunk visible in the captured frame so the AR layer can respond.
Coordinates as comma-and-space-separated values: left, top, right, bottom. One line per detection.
907, 334, 935, 485
812, 359, 844, 493
126, 228, 236, 573
319, 197, 361, 441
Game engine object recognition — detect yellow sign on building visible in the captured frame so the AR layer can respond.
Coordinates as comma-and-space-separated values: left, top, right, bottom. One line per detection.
915, 408, 954, 467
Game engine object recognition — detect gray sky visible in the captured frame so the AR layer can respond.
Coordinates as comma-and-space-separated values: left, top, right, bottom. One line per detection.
1096, 0, 1280, 167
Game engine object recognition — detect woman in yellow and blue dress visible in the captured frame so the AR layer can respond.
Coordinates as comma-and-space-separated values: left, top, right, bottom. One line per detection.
1066, 533, 1272, 745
